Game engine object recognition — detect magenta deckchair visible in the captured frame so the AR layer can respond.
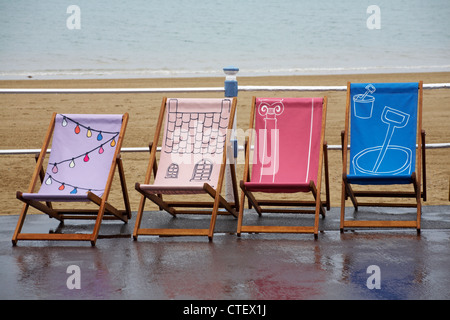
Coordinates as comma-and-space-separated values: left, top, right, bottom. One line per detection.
133, 97, 239, 241
237, 97, 330, 239
12, 113, 131, 246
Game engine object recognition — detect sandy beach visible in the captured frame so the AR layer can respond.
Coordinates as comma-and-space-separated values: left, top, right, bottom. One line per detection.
0, 72, 449, 216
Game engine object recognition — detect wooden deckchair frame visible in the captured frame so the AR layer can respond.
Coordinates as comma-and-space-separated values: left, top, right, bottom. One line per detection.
340, 82, 426, 234
133, 97, 239, 241
237, 97, 330, 239
12, 113, 131, 246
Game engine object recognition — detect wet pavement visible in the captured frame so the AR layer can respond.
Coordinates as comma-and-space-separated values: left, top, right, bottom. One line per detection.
1, 206, 449, 300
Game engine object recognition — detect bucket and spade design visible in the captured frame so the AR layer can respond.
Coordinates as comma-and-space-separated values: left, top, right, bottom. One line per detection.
351, 84, 413, 176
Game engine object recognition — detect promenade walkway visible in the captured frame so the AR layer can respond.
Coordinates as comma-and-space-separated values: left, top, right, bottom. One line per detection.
1, 205, 449, 301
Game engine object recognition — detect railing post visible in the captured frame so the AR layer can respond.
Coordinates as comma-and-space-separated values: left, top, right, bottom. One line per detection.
224, 66, 239, 98
223, 66, 239, 202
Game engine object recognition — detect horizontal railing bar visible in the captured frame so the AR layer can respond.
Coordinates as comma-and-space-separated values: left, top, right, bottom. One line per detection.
0, 87, 225, 94
1, 143, 449, 155
0, 83, 449, 94
240, 83, 450, 91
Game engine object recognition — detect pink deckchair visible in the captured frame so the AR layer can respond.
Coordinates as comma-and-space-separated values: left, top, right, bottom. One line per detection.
237, 97, 329, 238
133, 97, 239, 241
12, 113, 131, 246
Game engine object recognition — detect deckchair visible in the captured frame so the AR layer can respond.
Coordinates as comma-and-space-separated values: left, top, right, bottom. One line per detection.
237, 97, 330, 239
133, 97, 239, 241
12, 113, 131, 246
340, 82, 426, 234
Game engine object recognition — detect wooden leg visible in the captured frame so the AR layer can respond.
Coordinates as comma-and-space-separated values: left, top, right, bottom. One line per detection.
240, 182, 262, 216
204, 183, 237, 217
117, 157, 132, 219
16, 192, 62, 221
12, 203, 30, 246
133, 196, 147, 241
323, 143, 331, 211
413, 173, 422, 234
340, 180, 346, 233
237, 189, 246, 237
135, 184, 177, 217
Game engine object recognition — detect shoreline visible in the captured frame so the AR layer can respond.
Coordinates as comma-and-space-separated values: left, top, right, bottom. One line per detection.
1, 71, 449, 215
1, 64, 449, 81
1, 71, 450, 87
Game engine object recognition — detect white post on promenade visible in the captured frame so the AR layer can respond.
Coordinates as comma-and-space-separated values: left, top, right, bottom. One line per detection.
223, 66, 239, 202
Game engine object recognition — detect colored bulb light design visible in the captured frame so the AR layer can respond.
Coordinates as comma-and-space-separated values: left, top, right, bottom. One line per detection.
46, 114, 120, 195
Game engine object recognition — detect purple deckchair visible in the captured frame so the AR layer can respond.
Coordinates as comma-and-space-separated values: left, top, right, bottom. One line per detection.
13, 113, 130, 246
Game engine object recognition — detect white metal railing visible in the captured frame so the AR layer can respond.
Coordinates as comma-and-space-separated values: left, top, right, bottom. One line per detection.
0, 143, 448, 156
1, 81, 449, 155
1, 82, 449, 94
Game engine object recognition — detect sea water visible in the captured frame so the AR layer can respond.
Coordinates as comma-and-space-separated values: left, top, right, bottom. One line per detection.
0, 0, 449, 79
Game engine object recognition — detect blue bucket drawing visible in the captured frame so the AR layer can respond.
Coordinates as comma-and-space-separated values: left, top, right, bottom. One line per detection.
353, 94, 375, 119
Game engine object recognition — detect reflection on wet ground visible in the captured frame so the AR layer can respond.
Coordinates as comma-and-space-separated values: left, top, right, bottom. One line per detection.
1, 206, 449, 300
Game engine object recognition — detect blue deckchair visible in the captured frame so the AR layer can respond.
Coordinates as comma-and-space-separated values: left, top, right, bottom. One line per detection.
340, 82, 426, 234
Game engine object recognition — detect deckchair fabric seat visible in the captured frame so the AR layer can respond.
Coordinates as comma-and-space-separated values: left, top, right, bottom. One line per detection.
19, 193, 92, 202
340, 82, 426, 233
12, 113, 131, 246
243, 182, 312, 193
238, 97, 330, 238
346, 174, 413, 185
136, 184, 206, 195
133, 97, 239, 241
